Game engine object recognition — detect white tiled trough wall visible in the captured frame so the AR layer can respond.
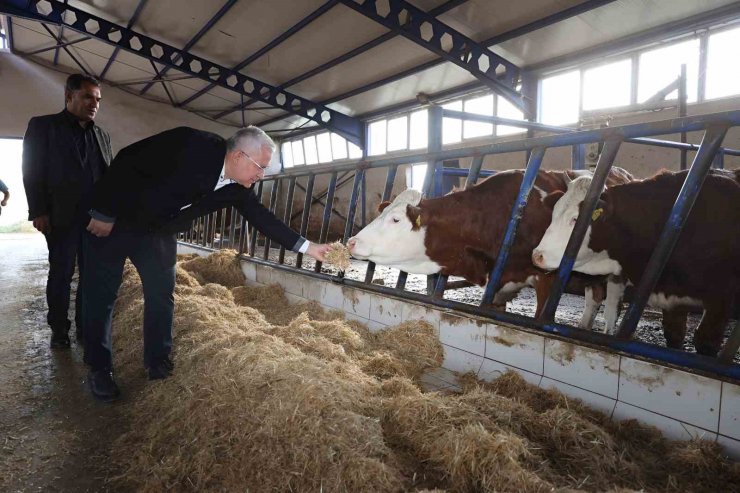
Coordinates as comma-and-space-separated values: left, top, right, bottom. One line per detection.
178, 246, 740, 459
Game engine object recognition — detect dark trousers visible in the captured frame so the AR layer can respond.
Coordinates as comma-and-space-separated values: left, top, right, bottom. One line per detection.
82, 228, 176, 371
44, 224, 86, 333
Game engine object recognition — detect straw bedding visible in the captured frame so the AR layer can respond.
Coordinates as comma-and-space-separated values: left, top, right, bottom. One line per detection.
108, 250, 740, 492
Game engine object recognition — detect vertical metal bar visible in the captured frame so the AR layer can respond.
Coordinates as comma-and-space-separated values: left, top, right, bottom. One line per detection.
712, 149, 724, 169
616, 125, 729, 339
249, 181, 264, 256
263, 179, 280, 260
343, 170, 364, 243
238, 215, 249, 257
364, 166, 398, 283
296, 175, 315, 269
630, 53, 639, 106
218, 207, 227, 249
481, 146, 547, 305
228, 207, 238, 247
279, 177, 296, 264
361, 171, 367, 227
571, 144, 586, 170
424, 105, 444, 294
697, 33, 708, 103
540, 138, 623, 321
679, 64, 688, 171
209, 211, 219, 247
395, 271, 408, 290
463, 155, 484, 190
315, 172, 338, 272
201, 214, 209, 247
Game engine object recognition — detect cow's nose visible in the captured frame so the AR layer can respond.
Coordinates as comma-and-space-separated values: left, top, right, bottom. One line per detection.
347, 238, 357, 253
532, 250, 544, 267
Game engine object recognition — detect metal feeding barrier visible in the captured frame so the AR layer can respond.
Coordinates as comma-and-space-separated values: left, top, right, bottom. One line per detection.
179, 108, 740, 381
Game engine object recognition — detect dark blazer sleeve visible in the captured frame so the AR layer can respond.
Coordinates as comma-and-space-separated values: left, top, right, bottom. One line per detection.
22, 117, 49, 220
238, 188, 302, 251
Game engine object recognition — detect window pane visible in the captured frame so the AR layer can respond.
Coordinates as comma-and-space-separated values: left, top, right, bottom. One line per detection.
463, 94, 493, 139
368, 120, 387, 156
410, 164, 427, 191
496, 95, 525, 136
330, 133, 348, 160
442, 100, 462, 145
291, 140, 305, 165
348, 142, 363, 159
409, 110, 428, 149
281, 142, 294, 168
316, 133, 332, 162
387, 116, 408, 151
583, 59, 631, 110
638, 39, 699, 103
706, 26, 740, 100
303, 136, 318, 165
540, 70, 580, 125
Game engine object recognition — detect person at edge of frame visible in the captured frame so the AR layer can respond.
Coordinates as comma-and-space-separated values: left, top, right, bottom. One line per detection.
22, 73, 112, 349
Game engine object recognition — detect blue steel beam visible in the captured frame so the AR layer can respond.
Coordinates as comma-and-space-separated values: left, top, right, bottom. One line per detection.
252, 0, 618, 128
99, 0, 148, 80
215, 0, 468, 120
23, 35, 89, 55
0, 0, 365, 145
336, 0, 524, 110
481, 147, 546, 306
139, 0, 237, 96
181, 0, 338, 107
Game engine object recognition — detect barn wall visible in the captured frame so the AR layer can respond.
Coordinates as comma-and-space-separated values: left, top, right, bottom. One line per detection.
176, 243, 740, 460
0, 54, 236, 152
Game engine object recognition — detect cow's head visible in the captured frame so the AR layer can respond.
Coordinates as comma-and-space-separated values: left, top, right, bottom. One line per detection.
347, 189, 441, 274
532, 176, 622, 276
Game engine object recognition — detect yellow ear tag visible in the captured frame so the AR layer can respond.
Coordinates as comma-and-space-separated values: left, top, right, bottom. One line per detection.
415, 215, 422, 228
591, 208, 603, 221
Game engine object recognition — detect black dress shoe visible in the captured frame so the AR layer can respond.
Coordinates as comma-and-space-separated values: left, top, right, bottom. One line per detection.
88, 369, 121, 402
50, 331, 71, 349
147, 357, 174, 381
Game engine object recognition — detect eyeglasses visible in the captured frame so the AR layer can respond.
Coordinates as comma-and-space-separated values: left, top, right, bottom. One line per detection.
240, 151, 269, 171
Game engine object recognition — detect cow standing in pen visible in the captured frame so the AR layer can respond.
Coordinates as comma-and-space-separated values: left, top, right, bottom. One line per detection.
532, 169, 740, 356
347, 167, 633, 329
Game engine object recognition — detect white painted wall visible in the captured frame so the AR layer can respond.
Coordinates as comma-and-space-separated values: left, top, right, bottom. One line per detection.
0, 53, 236, 152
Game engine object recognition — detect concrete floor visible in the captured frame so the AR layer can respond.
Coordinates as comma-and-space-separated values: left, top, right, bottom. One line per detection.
0, 233, 127, 493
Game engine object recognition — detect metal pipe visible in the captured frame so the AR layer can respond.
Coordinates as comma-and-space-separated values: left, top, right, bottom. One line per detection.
481, 147, 546, 305
364, 165, 400, 284
679, 64, 688, 171
296, 175, 315, 269
263, 179, 281, 260
279, 177, 296, 264
617, 125, 730, 339
314, 172, 338, 273
442, 167, 495, 178
539, 138, 623, 322
249, 181, 264, 256
463, 155, 485, 189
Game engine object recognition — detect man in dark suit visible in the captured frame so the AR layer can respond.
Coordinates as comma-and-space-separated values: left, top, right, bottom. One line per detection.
83, 125, 330, 401
22, 74, 113, 349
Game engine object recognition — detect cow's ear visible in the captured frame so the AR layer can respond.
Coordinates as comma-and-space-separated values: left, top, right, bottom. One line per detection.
406, 204, 422, 230
377, 201, 392, 213
543, 190, 564, 209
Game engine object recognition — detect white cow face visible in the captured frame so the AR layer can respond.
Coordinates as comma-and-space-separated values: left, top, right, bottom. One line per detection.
532, 176, 622, 276
347, 189, 441, 274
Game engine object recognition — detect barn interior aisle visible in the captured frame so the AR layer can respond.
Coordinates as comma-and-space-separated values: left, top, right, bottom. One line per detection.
0, 233, 127, 492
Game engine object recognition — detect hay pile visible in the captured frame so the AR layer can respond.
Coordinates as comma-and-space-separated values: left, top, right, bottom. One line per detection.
108, 252, 740, 493
325, 241, 351, 271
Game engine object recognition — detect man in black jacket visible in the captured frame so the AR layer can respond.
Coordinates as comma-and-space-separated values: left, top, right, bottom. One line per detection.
22, 74, 113, 348
83, 125, 330, 401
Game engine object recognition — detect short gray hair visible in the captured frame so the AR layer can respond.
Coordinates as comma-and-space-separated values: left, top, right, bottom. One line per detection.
226, 126, 275, 153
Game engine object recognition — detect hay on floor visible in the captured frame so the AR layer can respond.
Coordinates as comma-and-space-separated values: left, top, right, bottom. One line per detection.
107, 251, 740, 493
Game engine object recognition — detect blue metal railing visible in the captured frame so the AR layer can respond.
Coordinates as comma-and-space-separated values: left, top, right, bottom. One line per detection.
179, 109, 740, 380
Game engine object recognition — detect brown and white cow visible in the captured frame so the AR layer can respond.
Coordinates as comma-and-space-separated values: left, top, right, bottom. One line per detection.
347, 167, 633, 328
532, 169, 740, 356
